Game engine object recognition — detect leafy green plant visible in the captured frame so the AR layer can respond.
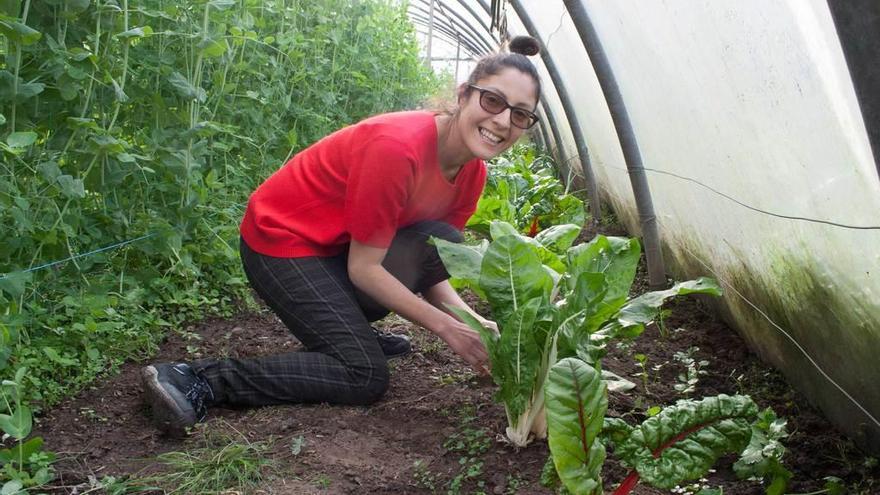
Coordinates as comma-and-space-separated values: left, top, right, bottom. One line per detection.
467, 144, 585, 237
733, 408, 793, 494
443, 412, 492, 494
604, 395, 764, 494
673, 347, 710, 397
634, 353, 651, 394
436, 223, 722, 446
544, 357, 607, 495
0, 368, 54, 493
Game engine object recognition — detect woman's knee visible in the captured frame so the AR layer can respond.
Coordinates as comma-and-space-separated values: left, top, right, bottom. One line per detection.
346, 361, 390, 405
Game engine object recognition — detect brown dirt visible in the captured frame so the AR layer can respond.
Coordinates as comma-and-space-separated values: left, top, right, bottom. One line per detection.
34, 226, 879, 494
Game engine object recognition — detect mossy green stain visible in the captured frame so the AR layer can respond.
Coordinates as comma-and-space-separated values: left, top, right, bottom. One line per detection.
611, 214, 880, 452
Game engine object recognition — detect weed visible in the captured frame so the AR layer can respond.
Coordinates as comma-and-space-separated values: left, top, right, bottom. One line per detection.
135, 428, 273, 494
505, 472, 527, 494
673, 346, 709, 397
289, 435, 306, 456
313, 473, 332, 489
442, 413, 492, 495
634, 353, 650, 394
437, 368, 477, 386
413, 459, 438, 491
655, 308, 673, 338
78, 407, 108, 423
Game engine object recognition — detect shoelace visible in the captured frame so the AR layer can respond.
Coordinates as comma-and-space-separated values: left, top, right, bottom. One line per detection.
184, 377, 215, 421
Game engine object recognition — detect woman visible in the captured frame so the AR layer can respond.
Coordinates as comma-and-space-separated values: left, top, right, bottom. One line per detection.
142, 36, 543, 436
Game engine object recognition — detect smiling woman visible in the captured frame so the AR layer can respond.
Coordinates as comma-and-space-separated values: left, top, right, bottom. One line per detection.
141, 36, 544, 436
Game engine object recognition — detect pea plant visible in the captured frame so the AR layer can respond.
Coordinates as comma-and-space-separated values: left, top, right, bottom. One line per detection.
1, 0, 439, 488
0, 0, 438, 407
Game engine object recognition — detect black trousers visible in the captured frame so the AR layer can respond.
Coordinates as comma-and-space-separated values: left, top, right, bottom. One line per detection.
195, 221, 462, 407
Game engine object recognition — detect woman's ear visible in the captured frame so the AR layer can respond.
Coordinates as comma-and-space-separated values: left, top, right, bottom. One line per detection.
456, 83, 468, 105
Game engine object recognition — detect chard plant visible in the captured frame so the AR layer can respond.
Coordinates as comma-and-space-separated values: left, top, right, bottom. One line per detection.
544, 357, 607, 495
543, 374, 790, 495
466, 144, 585, 237
435, 221, 722, 446
604, 395, 777, 495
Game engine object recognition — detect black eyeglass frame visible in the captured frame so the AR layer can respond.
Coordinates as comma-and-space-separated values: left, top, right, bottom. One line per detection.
467, 84, 539, 129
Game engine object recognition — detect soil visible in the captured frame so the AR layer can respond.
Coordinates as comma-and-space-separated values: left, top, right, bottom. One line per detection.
34, 223, 879, 494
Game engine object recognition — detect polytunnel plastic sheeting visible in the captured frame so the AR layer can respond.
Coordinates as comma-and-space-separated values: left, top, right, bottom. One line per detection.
500, 0, 880, 450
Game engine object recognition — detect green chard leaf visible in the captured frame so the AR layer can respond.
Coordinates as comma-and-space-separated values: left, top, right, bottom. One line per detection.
545, 357, 607, 495
534, 223, 581, 254
493, 298, 544, 421
479, 233, 552, 325
566, 235, 640, 303
605, 394, 758, 490
466, 196, 515, 236
433, 236, 487, 289
610, 277, 722, 338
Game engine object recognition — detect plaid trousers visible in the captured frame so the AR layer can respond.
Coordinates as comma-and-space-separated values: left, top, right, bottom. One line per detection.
195, 221, 462, 407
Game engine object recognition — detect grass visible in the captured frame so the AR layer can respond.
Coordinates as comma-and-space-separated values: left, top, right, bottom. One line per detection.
120, 426, 275, 494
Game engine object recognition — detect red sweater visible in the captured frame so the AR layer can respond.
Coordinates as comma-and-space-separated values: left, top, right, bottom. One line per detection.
240, 111, 487, 258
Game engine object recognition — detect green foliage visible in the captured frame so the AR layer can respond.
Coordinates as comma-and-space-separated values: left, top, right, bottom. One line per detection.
443, 416, 492, 495
0, 0, 438, 412
733, 408, 793, 494
545, 357, 606, 495
603, 394, 759, 490
467, 144, 586, 236
0, 368, 54, 493
0, 0, 438, 487
132, 429, 273, 494
437, 225, 721, 446
412, 411, 493, 495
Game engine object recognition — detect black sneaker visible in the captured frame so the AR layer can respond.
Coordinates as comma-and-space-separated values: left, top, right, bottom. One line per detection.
142, 362, 214, 436
373, 327, 412, 359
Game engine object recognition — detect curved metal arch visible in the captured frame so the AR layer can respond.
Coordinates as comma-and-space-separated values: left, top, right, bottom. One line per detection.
411, 0, 500, 52
408, 9, 486, 54
508, 0, 602, 223
413, 30, 479, 60
409, 3, 495, 54
563, 0, 666, 286
409, 14, 487, 56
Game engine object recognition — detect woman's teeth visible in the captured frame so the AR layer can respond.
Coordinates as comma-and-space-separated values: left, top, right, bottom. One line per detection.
479, 127, 503, 144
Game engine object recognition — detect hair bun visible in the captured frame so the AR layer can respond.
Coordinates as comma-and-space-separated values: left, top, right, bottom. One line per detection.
509, 35, 540, 56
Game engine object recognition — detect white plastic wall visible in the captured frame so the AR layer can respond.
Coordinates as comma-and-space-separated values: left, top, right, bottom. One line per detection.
502, 0, 880, 448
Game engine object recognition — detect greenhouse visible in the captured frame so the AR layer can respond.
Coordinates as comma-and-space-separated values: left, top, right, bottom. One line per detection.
0, 0, 878, 493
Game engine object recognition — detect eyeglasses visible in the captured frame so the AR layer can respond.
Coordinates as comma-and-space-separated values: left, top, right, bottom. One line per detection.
468, 84, 539, 129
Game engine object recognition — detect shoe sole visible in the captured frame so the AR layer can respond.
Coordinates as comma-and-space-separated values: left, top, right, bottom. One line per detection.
384, 347, 412, 360
141, 365, 196, 437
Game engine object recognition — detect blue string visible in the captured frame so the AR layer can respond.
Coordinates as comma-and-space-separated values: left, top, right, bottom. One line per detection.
0, 233, 157, 280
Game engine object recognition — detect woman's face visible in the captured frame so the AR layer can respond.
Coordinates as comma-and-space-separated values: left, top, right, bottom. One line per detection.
456, 67, 538, 160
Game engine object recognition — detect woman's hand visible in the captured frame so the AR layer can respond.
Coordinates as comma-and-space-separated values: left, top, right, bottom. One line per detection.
478, 318, 498, 334
435, 317, 489, 375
